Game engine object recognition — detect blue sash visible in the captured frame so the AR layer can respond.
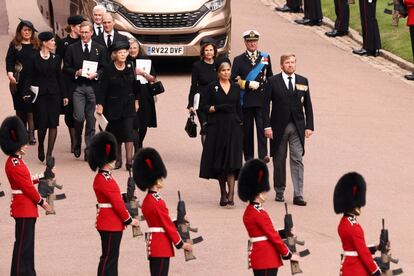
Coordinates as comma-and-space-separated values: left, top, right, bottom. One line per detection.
240, 52, 269, 106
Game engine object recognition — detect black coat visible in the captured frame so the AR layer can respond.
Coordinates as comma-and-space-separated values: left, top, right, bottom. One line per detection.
263, 73, 314, 156
97, 62, 139, 120
56, 35, 80, 99
63, 40, 107, 93
93, 31, 129, 63
187, 59, 217, 108
231, 51, 273, 108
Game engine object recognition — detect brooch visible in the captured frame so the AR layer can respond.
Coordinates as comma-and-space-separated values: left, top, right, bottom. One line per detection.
214, 86, 219, 92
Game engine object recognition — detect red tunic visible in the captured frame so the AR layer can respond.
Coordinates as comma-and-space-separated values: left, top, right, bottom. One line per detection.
141, 191, 183, 258
5, 156, 42, 218
243, 203, 290, 270
338, 215, 380, 276
93, 171, 132, 231
404, 0, 414, 26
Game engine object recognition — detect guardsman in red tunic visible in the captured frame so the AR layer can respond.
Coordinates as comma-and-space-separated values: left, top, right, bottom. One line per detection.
133, 147, 192, 276
88, 131, 139, 276
238, 159, 299, 276
334, 172, 381, 276
0, 116, 51, 276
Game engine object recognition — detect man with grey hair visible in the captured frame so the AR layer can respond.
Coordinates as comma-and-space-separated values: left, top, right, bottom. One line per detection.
92, 5, 106, 37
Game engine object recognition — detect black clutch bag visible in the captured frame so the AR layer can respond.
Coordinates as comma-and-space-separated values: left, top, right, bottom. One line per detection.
185, 113, 197, 138
9, 62, 23, 95
149, 81, 165, 96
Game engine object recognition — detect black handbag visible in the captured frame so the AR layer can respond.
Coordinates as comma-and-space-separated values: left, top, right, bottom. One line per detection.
149, 81, 165, 96
185, 113, 197, 138
9, 62, 23, 95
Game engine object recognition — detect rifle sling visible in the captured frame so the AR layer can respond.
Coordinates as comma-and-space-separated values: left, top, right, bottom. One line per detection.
298, 249, 310, 257
192, 236, 203, 244
55, 194, 66, 200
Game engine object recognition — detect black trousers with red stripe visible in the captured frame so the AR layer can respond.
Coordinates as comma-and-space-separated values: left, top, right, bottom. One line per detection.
334, 0, 349, 32
149, 257, 170, 276
97, 231, 123, 276
358, 0, 381, 51
11, 218, 37, 276
253, 268, 278, 276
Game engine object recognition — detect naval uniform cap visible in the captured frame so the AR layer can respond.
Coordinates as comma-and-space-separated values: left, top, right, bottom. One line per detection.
243, 30, 260, 41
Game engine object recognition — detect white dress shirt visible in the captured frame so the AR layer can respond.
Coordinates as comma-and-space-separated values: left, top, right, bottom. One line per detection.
82, 40, 92, 52
94, 23, 103, 36
282, 71, 296, 90
104, 30, 115, 47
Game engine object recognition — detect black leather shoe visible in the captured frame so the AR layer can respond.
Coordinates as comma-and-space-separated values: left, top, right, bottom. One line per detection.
309, 19, 323, 26
352, 48, 368, 56
73, 145, 81, 158
367, 50, 380, 57
294, 18, 311, 25
38, 146, 45, 162
275, 5, 291, 12
404, 74, 414, 81
325, 29, 348, 37
275, 193, 285, 202
293, 196, 307, 206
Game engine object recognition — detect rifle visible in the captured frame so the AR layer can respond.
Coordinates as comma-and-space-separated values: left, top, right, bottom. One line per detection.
283, 203, 310, 275
384, 0, 407, 26
175, 190, 203, 261
37, 156, 66, 215
374, 219, 403, 275
0, 182, 5, 197
125, 169, 144, 237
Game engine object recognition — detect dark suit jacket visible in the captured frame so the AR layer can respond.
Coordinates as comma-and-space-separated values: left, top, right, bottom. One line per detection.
263, 73, 314, 156
231, 51, 273, 108
63, 40, 107, 93
93, 31, 128, 49
23, 52, 66, 98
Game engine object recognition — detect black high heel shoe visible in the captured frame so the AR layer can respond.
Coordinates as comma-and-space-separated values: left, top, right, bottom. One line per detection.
114, 160, 122, 170
125, 162, 132, 171
38, 146, 45, 162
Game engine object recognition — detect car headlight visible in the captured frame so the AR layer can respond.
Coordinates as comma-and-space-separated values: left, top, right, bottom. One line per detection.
95, 0, 123, 13
204, 0, 225, 12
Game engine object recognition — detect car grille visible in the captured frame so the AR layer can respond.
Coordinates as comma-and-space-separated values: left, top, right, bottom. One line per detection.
135, 33, 199, 44
118, 6, 209, 29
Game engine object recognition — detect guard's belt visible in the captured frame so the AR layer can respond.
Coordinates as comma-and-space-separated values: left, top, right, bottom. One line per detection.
249, 236, 268, 243
11, 189, 23, 195
148, 227, 165, 233
343, 251, 358, 256
97, 203, 112, 208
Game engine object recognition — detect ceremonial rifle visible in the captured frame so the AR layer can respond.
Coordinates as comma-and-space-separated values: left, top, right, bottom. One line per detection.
125, 169, 144, 237
384, 0, 407, 26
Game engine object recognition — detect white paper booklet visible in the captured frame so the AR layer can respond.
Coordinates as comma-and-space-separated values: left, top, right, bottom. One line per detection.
193, 93, 200, 110
94, 110, 108, 130
30, 86, 39, 103
136, 59, 151, 84
82, 60, 98, 78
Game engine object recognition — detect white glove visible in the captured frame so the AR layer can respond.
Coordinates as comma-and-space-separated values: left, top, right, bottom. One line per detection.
249, 81, 260, 90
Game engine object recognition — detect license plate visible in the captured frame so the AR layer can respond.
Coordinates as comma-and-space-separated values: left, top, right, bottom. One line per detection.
146, 46, 184, 56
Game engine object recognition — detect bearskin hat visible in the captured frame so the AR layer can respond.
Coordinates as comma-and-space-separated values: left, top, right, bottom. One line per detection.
87, 132, 117, 171
133, 147, 167, 191
0, 116, 28, 155
238, 159, 270, 202
333, 172, 366, 214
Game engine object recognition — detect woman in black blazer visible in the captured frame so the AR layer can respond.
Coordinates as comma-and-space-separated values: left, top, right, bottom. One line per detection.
24, 32, 68, 162
97, 41, 139, 170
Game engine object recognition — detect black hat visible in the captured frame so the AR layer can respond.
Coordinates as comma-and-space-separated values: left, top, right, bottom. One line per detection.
0, 116, 28, 155
243, 30, 260, 41
238, 159, 270, 202
67, 15, 86, 25
333, 172, 366, 214
18, 18, 37, 32
87, 132, 117, 171
109, 41, 130, 53
133, 147, 167, 191
200, 37, 217, 46
38, 31, 54, 42
215, 57, 231, 71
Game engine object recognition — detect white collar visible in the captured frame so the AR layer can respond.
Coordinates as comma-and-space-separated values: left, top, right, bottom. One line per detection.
104, 30, 115, 37
282, 71, 295, 80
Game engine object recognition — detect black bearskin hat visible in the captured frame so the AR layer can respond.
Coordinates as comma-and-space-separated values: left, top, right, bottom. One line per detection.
87, 132, 117, 171
333, 172, 366, 214
238, 159, 270, 202
0, 116, 28, 155
133, 147, 167, 191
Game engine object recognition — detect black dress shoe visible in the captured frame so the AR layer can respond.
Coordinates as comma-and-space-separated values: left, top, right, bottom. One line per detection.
74, 145, 81, 158
404, 74, 414, 81
275, 5, 291, 12
352, 48, 368, 56
293, 196, 307, 206
126, 163, 132, 171
275, 193, 285, 202
325, 29, 348, 37
366, 50, 380, 57
294, 18, 311, 25
38, 146, 45, 162
309, 19, 323, 26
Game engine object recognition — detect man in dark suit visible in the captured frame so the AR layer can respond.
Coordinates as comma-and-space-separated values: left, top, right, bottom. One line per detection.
92, 5, 106, 38
63, 20, 107, 160
263, 54, 314, 206
232, 30, 273, 163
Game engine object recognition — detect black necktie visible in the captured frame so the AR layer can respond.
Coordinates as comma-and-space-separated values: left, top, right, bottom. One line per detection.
97, 26, 102, 36
83, 43, 89, 59
107, 34, 112, 47
288, 76, 294, 92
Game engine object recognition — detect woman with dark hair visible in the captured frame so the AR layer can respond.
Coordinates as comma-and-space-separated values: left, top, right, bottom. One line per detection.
5, 19, 39, 145
127, 38, 157, 151
97, 41, 139, 170
187, 38, 218, 144
199, 58, 243, 207
24, 32, 68, 162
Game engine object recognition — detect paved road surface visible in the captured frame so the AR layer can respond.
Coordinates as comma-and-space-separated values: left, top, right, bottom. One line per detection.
1, 0, 413, 275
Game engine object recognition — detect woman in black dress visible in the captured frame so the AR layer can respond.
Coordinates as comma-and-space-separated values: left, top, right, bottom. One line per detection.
5, 19, 39, 145
24, 32, 68, 162
187, 38, 218, 144
127, 38, 157, 152
97, 41, 139, 170
199, 58, 243, 207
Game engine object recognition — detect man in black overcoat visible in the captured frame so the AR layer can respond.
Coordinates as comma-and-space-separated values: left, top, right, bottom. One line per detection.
263, 54, 314, 206
232, 30, 273, 163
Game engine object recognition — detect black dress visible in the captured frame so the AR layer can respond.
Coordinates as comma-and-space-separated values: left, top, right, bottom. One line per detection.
127, 55, 157, 129
188, 59, 217, 132
199, 81, 243, 179
5, 42, 37, 112
24, 52, 66, 130
98, 62, 139, 143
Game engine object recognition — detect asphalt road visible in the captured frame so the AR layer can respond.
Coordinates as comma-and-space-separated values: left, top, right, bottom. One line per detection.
0, 0, 413, 275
